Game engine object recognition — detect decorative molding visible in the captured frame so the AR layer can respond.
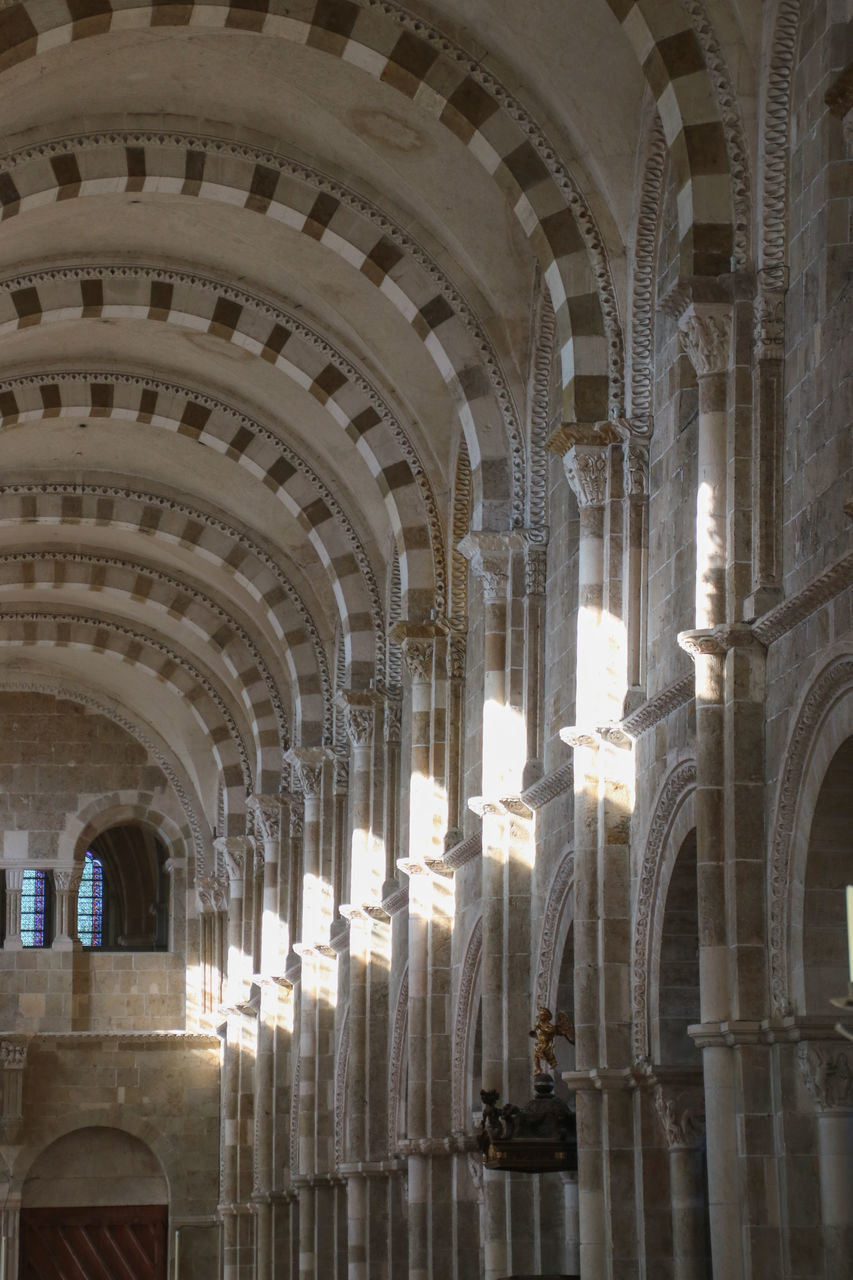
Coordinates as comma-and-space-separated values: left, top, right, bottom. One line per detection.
452, 917, 483, 1132
535, 850, 575, 1010
624, 444, 649, 498
528, 286, 556, 529
679, 0, 752, 270
632, 762, 697, 1061
522, 762, 574, 809
753, 554, 853, 646
442, 832, 482, 870
630, 113, 667, 436
798, 1043, 853, 1111
335, 1013, 349, 1166
383, 698, 402, 745
769, 656, 853, 1015
760, 1, 800, 292
621, 675, 694, 737
387, 970, 409, 1155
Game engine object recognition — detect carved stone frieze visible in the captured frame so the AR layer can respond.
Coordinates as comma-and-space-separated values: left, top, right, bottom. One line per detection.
621, 676, 694, 738
753, 553, 853, 646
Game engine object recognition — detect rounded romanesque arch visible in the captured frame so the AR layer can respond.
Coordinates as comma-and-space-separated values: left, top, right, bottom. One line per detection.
452, 917, 481, 1135
632, 760, 696, 1063
769, 651, 853, 1016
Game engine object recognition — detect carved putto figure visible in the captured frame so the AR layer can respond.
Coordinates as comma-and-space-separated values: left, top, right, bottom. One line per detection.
529, 1006, 574, 1074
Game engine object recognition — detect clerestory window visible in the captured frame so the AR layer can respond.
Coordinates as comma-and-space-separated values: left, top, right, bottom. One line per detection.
21, 869, 49, 947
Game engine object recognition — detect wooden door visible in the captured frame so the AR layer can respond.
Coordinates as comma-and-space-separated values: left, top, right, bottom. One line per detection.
19, 1204, 167, 1280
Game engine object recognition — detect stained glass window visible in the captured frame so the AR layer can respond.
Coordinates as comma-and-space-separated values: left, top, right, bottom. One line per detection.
77, 851, 104, 947
20, 869, 47, 947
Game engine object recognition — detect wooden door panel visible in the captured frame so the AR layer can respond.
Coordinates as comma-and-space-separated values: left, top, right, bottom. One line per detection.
20, 1206, 167, 1280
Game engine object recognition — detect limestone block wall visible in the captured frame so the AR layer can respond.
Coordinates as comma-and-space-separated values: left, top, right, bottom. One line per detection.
784, 0, 853, 594
4, 1032, 221, 1280
0, 692, 166, 864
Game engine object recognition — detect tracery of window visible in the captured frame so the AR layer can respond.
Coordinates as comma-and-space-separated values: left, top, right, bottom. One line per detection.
77, 851, 104, 948
21, 869, 48, 947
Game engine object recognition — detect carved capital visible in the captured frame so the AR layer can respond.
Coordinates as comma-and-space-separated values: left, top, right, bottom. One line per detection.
677, 628, 726, 660
286, 747, 328, 798
563, 443, 608, 508
390, 620, 445, 682
214, 836, 250, 881
3, 867, 24, 892
54, 869, 82, 893
457, 531, 521, 604
558, 725, 598, 750
653, 1084, 706, 1149
338, 689, 377, 749
247, 794, 283, 846
196, 874, 229, 913
0, 1040, 27, 1068
678, 305, 732, 377
799, 1043, 853, 1112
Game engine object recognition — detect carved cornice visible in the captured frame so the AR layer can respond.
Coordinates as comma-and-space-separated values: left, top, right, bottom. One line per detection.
798, 1043, 853, 1111
442, 831, 482, 870
753, 553, 853, 646
621, 675, 694, 736
522, 762, 574, 808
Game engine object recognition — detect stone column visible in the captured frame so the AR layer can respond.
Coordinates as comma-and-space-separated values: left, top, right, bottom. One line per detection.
248, 794, 284, 978
286, 748, 333, 1280
389, 621, 447, 1280
52, 869, 82, 951
799, 1042, 853, 1277
216, 837, 252, 1000
337, 690, 377, 1280
746, 278, 785, 617
458, 532, 535, 1280
382, 693, 402, 885
653, 1082, 708, 1280
3, 868, 23, 950
197, 874, 228, 1013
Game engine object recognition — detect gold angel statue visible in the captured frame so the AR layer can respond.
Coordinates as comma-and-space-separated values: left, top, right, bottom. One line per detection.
530, 1006, 575, 1074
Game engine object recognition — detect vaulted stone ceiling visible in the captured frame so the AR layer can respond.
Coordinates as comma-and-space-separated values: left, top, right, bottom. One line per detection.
0, 0, 757, 831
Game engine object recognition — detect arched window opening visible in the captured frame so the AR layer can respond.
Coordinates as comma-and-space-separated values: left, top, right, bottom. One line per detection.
77, 851, 104, 947
84, 823, 169, 951
21, 869, 49, 947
